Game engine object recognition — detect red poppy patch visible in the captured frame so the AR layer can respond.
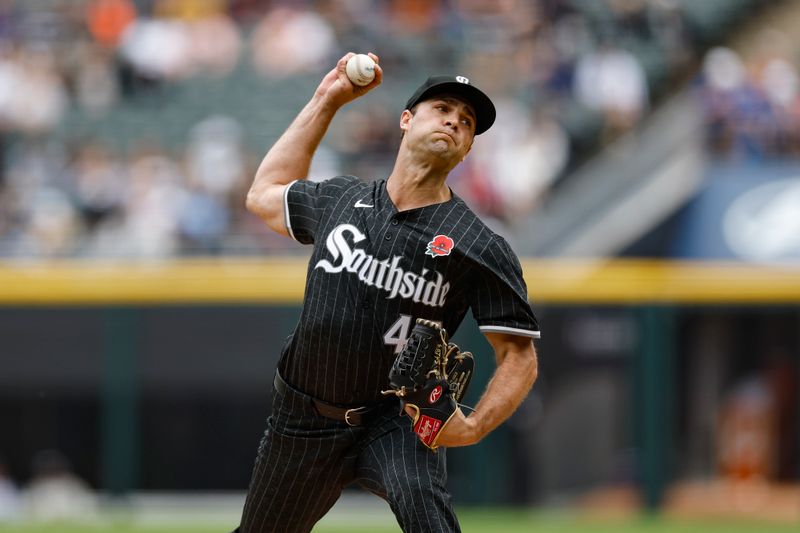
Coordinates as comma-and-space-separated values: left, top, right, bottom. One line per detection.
426, 235, 454, 257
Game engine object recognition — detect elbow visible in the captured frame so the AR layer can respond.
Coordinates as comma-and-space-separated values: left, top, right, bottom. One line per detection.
245, 189, 259, 214
243, 182, 289, 237
245, 187, 267, 216
245, 167, 271, 214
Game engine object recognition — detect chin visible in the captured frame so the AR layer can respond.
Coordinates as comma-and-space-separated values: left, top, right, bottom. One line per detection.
428, 139, 455, 155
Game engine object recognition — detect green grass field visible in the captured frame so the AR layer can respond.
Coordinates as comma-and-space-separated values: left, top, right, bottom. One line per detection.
1, 510, 797, 533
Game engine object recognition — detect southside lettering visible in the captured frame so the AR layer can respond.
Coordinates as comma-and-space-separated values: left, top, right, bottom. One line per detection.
315, 224, 450, 307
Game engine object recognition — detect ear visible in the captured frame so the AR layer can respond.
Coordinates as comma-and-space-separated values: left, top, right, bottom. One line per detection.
399, 109, 413, 131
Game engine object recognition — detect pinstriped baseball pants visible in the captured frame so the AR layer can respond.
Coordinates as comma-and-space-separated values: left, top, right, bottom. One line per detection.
233, 373, 461, 533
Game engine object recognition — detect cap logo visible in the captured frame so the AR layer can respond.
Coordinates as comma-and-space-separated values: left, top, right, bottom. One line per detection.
456, 76, 469, 84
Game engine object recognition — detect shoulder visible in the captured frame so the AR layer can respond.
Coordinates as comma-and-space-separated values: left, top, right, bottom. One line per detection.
484, 229, 524, 269
288, 175, 370, 203
451, 197, 514, 255
324, 175, 364, 188
456, 204, 523, 272
293, 174, 364, 192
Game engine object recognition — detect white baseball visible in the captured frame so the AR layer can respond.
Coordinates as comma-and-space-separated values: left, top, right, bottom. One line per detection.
346, 54, 375, 86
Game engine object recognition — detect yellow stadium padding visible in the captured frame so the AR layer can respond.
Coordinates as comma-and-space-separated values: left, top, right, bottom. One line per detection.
0, 258, 799, 305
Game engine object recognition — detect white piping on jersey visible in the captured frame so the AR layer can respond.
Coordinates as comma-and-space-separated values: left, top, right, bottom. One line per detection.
284, 180, 298, 241
314, 223, 450, 308
479, 325, 541, 339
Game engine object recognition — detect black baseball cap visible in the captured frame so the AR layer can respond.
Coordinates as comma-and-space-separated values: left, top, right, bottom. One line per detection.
404, 75, 496, 135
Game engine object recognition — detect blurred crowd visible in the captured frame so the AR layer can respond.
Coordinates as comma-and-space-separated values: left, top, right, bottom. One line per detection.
0, 0, 749, 258
695, 29, 800, 160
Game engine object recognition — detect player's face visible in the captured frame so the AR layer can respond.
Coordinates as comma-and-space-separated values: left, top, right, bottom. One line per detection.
401, 96, 476, 164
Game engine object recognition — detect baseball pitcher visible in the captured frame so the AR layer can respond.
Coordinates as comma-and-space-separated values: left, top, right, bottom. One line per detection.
233, 52, 540, 533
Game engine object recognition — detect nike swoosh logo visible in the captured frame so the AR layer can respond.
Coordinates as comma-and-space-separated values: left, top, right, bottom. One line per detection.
354, 199, 374, 208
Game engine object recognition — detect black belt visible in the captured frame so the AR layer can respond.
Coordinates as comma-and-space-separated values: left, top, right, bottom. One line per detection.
273, 372, 384, 426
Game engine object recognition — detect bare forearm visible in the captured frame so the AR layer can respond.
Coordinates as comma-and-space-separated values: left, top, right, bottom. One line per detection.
244, 52, 382, 234
254, 95, 338, 189
434, 335, 538, 448
469, 348, 538, 439
245, 95, 339, 230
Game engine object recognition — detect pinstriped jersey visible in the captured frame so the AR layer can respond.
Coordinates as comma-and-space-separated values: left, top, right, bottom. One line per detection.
279, 175, 540, 405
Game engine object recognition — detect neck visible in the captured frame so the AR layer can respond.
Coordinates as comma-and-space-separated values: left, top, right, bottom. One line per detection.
387, 149, 454, 211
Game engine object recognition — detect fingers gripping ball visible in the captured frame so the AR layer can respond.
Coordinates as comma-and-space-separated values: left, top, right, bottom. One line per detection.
346, 54, 376, 86
383, 319, 475, 450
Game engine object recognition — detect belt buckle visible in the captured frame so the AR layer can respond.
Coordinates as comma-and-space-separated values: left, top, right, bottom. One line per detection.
344, 406, 368, 426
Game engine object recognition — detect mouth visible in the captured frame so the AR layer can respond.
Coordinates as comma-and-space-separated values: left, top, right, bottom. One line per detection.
433, 131, 455, 144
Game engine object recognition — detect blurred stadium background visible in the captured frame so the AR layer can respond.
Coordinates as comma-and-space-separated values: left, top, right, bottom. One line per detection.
0, 0, 799, 531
